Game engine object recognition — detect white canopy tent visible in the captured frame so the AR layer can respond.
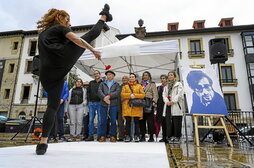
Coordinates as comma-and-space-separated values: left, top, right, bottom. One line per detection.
76, 35, 179, 82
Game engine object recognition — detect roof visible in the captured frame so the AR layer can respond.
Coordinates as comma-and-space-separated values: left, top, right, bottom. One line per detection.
116, 24, 254, 40
0, 24, 95, 36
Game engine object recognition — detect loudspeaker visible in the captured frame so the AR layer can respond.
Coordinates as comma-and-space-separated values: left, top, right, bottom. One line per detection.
32, 55, 40, 76
209, 38, 228, 64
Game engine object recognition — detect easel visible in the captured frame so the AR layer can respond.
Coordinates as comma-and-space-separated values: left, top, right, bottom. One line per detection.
193, 114, 233, 147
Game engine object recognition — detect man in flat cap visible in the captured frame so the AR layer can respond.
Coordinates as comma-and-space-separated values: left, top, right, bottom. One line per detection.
98, 70, 120, 142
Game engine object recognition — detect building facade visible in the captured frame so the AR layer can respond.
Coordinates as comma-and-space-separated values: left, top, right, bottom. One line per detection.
0, 25, 120, 119
117, 18, 254, 112
0, 31, 23, 118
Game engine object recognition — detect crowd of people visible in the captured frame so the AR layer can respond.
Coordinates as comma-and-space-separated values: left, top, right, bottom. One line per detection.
49, 70, 184, 144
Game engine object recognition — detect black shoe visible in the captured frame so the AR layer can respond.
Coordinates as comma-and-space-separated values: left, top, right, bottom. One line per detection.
36, 143, 48, 155
103, 24, 110, 31
125, 136, 131, 142
85, 136, 94, 141
159, 139, 166, 142
148, 137, 154, 142
148, 135, 154, 142
117, 138, 124, 142
139, 135, 146, 142
99, 4, 113, 22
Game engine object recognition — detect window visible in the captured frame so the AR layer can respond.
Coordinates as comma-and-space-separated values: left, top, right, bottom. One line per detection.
225, 20, 231, 26
13, 42, 19, 50
171, 25, 176, 31
221, 66, 233, 83
29, 41, 37, 56
197, 23, 203, 28
4, 89, 10, 99
21, 86, 30, 104
189, 40, 204, 56
224, 93, 237, 110
9, 64, 14, 73
18, 112, 26, 120
244, 35, 254, 54
220, 64, 237, 86
26, 61, 33, 73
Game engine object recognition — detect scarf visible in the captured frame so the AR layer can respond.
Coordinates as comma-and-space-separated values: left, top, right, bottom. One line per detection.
167, 80, 176, 96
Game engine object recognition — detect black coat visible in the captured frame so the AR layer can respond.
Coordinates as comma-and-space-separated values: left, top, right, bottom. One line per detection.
156, 85, 165, 123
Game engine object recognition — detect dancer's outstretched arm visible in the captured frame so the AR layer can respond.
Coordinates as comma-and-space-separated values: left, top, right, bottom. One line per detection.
65, 32, 101, 60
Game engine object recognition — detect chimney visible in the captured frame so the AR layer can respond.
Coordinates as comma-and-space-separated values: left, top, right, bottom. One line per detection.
192, 20, 205, 29
219, 17, 234, 27
167, 22, 179, 31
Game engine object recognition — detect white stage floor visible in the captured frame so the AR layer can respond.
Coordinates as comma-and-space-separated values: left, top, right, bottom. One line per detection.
0, 142, 169, 168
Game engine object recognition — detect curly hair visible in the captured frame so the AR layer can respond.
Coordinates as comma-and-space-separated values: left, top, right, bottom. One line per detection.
37, 8, 70, 32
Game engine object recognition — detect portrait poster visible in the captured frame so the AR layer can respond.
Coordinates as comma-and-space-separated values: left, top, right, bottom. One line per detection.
181, 67, 228, 115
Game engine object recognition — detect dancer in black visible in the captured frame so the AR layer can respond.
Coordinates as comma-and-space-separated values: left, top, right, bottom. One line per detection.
36, 4, 112, 155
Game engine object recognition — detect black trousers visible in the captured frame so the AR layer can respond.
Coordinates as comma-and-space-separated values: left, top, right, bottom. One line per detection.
165, 106, 183, 138
41, 20, 104, 137
83, 114, 89, 138
139, 112, 155, 136
125, 117, 139, 136
117, 105, 124, 139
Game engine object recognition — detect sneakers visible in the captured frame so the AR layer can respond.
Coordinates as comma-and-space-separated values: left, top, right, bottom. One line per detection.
85, 136, 94, 141
68, 135, 75, 142
98, 136, 106, 142
174, 137, 180, 144
58, 136, 67, 142
125, 136, 132, 142
36, 143, 48, 155
99, 4, 113, 22
134, 135, 139, 142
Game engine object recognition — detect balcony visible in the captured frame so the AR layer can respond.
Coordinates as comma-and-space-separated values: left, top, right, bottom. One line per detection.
188, 50, 205, 58
221, 78, 238, 87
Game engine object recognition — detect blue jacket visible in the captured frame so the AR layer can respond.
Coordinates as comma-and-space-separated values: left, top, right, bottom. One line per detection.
44, 81, 69, 101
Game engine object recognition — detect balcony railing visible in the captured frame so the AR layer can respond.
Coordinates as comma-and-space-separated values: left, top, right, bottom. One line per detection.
220, 78, 238, 83
188, 50, 205, 58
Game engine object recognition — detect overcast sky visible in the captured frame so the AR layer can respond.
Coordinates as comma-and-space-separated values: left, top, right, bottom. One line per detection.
0, 0, 253, 34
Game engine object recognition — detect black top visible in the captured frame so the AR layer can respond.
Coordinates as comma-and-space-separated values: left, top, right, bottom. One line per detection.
87, 79, 103, 102
38, 24, 73, 90
38, 24, 72, 69
70, 87, 84, 105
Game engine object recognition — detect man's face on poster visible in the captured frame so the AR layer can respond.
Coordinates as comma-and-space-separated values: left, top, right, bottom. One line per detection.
194, 77, 215, 105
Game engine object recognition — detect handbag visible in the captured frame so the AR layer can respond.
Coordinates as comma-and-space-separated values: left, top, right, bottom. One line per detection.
143, 97, 153, 113
128, 84, 146, 107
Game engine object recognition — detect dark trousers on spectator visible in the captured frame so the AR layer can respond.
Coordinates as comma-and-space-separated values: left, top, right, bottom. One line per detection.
83, 114, 89, 139
139, 112, 155, 136
166, 106, 182, 138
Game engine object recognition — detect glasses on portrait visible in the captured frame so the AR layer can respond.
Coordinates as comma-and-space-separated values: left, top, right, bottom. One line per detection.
194, 84, 212, 93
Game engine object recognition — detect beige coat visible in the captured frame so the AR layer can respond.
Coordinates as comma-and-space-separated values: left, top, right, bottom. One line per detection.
143, 82, 159, 103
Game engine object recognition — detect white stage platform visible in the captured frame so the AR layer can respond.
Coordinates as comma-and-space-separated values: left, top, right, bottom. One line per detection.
0, 142, 169, 168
